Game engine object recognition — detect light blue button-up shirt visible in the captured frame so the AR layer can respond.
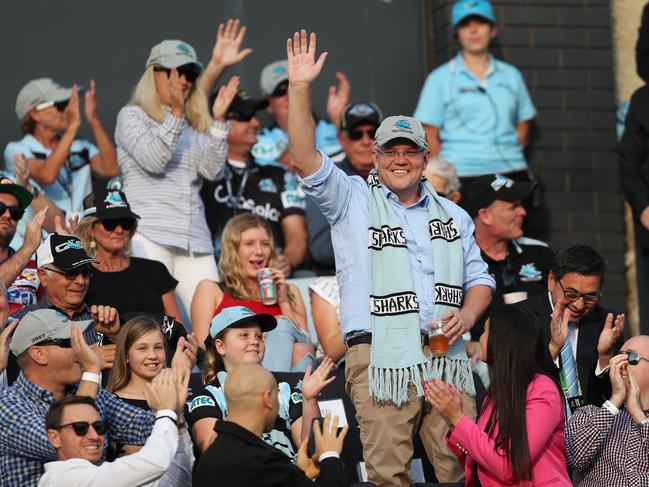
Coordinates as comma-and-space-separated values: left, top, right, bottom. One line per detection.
299, 153, 495, 338
414, 52, 536, 177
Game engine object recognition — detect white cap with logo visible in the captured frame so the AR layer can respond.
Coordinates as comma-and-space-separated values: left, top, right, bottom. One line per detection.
374, 115, 429, 150
15, 78, 73, 120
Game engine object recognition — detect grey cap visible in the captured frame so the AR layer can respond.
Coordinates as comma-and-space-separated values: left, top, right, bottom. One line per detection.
15, 78, 73, 120
146, 40, 204, 70
374, 115, 429, 150
260, 60, 288, 96
10, 309, 94, 356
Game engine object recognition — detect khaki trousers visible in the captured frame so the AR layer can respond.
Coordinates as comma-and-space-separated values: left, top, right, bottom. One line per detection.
345, 343, 477, 487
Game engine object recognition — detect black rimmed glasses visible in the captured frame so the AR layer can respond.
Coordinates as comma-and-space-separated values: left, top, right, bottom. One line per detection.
101, 218, 135, 232
153, 64, 201, 83
0, 203, 25, 221
52, 420, 108, 437
557, 280, 601, 305
375, 148, 425, 161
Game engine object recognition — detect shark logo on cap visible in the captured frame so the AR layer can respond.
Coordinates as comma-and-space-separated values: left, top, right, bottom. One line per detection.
54, 239, 84, 253
490, 174, 514, 192
177, 43, 190, 53
104, 191, 127, 208
395, 119, 412, 130
273, 65, 286, 74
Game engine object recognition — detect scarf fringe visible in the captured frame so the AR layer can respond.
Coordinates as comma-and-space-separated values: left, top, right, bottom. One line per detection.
368, 357, 475, 406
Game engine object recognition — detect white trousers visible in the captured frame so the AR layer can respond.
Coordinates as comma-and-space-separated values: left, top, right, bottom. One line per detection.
131, 233, 219, 328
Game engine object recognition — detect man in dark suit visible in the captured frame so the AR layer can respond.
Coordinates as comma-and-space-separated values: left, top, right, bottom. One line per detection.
519, 244, 625, 410
193, 363, 349, 487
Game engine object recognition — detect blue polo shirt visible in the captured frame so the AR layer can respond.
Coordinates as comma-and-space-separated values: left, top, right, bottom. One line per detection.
414, 52, 536, 177
298, 152, 495, 338
4, 134, 98, 215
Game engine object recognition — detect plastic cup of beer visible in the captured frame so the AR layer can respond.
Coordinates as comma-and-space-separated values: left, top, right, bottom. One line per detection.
257, 267, 277, 305
429, 320, 449, 357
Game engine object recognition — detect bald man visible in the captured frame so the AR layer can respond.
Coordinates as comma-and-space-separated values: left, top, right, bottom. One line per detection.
193, 364, 348, 487
565, 336, 649, 486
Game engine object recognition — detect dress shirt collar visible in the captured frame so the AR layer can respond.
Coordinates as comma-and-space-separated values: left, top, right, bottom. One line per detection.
380, 179, 428, 208
15, 371, 57, 404
215, 420, 269, 447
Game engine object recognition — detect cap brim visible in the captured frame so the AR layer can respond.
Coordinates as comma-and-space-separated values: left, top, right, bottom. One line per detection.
229, 98, 269, 116
61, 257, 100, 271
0, 184, 33, 209
495, 181, 536, 202
49, 86, 74, 103
97, 208, 141, 220
55, 318, 95, 339
228, 313, 277, 333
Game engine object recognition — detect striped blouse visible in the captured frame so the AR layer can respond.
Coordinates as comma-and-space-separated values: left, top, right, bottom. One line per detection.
115, 105, 228, 253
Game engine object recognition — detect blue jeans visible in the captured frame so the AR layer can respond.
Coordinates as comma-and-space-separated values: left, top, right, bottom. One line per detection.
262, 317, 316, 372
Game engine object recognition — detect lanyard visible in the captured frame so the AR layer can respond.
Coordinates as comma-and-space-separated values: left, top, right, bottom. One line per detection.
224, 163, 250, 216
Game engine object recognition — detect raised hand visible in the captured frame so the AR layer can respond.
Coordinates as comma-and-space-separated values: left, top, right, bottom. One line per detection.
326, 72, 350, 128
71, 323, 101, 374
169, 69, 186, 117
54, 213, 79, 235
424, 379, 464, 426
84, 79, 99, 125
172, 344, 192, 412
286, 30, 328, 88
0, 320, 18, 374
12, 153, 30, 187
211, 75, 240, 122
626, 368, 646, 423
597, 313, 625, 356
301, 357, 336, 400
144, 368, 178, 412
313, 413, 347, 459
549, 298, 571, 360
210, 19, 253, 69
91, 305, 120, 339
90, 343, 116, 370
65, 85, 81, 130
22, 207, 48, 254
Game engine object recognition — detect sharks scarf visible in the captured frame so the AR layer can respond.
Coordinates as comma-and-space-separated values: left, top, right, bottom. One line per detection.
368, 170, 475, 406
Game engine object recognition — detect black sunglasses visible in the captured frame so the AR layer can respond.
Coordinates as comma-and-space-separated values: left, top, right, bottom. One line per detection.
45, 266, 93, 280
101, 218, 135, 232
54, 100, 69, 112
348, 127, 377, 141
34, 338, 72, 348
53, 420, 108, 437
154, 64, 201, 83
0, 203, 24, 221
271, 81, 288, 98
621, 350, 649, 366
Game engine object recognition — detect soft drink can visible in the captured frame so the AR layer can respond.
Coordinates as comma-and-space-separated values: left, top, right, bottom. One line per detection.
257, 267, 277, 305
429, 320, 449, 357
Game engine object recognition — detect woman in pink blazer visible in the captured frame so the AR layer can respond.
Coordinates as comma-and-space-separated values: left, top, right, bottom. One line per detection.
426, 305, 572, 486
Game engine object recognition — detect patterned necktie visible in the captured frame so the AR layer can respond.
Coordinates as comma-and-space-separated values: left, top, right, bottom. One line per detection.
560, 323, 579, 417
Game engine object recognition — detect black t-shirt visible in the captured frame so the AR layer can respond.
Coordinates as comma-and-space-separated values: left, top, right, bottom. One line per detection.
200, 160, 306, 256
86, 257, 178, 316
472, 237, 553, 339
187, 374, 303, 461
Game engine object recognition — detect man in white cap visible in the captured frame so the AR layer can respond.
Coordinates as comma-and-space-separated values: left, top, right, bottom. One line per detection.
0, 310, 155, 486
286, 31, 494, 486
4, 78, 118, 215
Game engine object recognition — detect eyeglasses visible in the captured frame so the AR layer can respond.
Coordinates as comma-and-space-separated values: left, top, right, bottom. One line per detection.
101, 218, 135, 232
226, 111, 256, 122
557, 280, 601, 305
621, 350, 649, 366
34, 100, 69, 112
45, 266, 93, 280
270, 81, 288, 98
348, 127, 377, 141
154, 64, 201, 83
33, 338, 72, 348
53, 420, 108, 437
375, 149, 425, 161
0, 203, 24, 221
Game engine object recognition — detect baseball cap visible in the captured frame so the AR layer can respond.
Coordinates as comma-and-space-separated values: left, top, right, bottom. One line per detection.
15, 78, 73, 120
451, 0, 496, 28
374, 116, 429, 150
0, 172, 33, 210
462, 174, 536, 218
146, 40, 204, 70
36, 233, 98, 271
82, 188, 140, 220
224, 90, 269, 118
341, 102, 383, 133
208, 306, 277, 341
260, 60, 288, 96
10, 309, 94, 356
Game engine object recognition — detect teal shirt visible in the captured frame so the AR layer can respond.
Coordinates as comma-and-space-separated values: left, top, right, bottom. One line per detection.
414, 52, 536, 177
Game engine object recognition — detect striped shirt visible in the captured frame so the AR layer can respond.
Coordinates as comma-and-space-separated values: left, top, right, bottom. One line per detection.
115, 106, 229, 253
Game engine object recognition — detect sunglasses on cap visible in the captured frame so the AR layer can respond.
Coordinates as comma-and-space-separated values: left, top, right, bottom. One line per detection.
270, 81, 288, 98
621, 350, 649, 366
101, 218, 135, 232
52, 420, 108, 437
33, 338, 72, 348
348, 127, 377, 141
34, 100, 69, 113
45, 266, 93, 280
154, 64, 201, 83
0, 203, 25, 221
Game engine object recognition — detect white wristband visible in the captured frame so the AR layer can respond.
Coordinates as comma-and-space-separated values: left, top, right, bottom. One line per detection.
602, 400, 620, 416
81, 372, 101, 385
318, 451, 340, 463
155, 409, 178, 421
640, 416, 649, 426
